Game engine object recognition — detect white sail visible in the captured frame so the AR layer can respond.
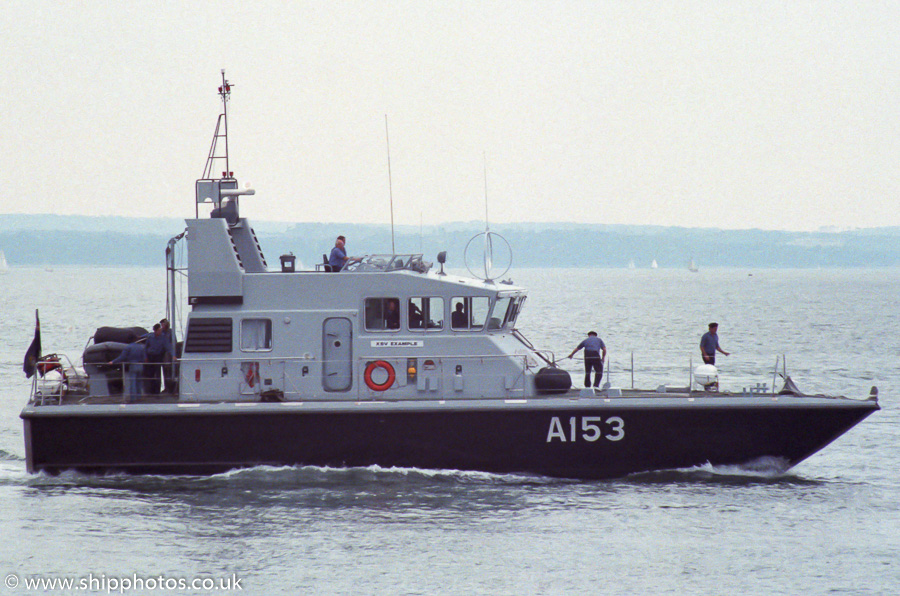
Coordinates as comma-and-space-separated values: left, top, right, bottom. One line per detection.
651, 259, 658, 269
0, 250, 8, 274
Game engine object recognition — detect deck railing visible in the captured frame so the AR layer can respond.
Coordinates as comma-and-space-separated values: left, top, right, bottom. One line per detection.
29, 350, 800, 405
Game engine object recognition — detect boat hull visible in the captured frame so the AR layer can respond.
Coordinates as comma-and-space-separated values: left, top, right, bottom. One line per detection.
21, 396, 879, 479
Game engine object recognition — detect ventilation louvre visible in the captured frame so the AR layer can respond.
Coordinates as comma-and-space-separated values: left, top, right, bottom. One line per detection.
184, 317, 233, 353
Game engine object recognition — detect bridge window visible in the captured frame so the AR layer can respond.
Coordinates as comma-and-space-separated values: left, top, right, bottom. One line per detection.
507, 296, 525, 326
409, 297, 444, 331
241, 318, 272, 351
365, 297, 401, 331
488, 296, 514, 330
450, 296, 489, 331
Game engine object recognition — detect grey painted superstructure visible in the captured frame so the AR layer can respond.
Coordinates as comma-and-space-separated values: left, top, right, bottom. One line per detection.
181, 210, 534, 403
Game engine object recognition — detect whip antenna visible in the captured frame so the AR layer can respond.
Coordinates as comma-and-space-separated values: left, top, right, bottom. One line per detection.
483, 152, 489, 231
385, 115, 396, 254
482, 152, 492, 279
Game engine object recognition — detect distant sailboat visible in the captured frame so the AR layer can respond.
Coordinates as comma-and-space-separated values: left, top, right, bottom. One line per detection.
627, 260, 635, 270
689, 257, 699, 273
0, 250, 8, 274
651, 259, 658, 269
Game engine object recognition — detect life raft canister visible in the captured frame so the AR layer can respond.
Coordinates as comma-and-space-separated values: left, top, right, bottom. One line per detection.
37, 354, 62, 376
364, 360, 396, 391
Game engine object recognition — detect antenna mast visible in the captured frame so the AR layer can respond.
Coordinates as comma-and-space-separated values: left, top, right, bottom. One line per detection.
482, 152, 493, 280
385, 115, 396, 254
202, 70, 234, 180
221, 70, 230, 177
483, 152, 489, 232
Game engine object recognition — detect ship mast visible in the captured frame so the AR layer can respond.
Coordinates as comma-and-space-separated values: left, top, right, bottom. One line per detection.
202, 70, 233, 181
196, 71, 253, 221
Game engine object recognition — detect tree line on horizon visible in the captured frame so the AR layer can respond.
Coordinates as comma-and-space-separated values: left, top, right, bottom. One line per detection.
0, 217, 897, 269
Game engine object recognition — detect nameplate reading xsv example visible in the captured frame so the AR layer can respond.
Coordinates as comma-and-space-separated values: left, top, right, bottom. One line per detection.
370, 340, 424, 348
546, 416, 625, 442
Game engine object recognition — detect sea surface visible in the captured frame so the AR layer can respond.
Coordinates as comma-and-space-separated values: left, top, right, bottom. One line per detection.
1, 267, 897, 595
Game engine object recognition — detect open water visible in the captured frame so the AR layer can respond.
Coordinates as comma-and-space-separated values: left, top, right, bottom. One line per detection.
0, 267, 897, 595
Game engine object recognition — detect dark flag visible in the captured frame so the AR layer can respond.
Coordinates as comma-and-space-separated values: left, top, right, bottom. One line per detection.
23, 309, 41, 378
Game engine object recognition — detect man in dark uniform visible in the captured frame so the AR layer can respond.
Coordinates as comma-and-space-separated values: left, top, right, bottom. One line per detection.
567, 331, 607, 388
144, 323, 173, 394
451, 303, 467, 328
159, 318, 176, 394
109, 340, 147, 402
700, 322, 730, 365
384, 299, 400, 330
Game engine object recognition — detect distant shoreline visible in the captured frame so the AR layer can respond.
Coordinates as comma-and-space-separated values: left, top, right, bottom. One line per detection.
1, 216, 898, 268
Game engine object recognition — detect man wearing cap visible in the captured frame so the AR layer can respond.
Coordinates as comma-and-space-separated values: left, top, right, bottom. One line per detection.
567, 331, 607, 388
700, 322, 729, 365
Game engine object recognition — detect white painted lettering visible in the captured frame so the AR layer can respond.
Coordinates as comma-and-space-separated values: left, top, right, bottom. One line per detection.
370, 340, 424, 348
546, 416, 626, 443
546, 417, 566, 442
581, 416, 603, 442
605, 416, 625, 441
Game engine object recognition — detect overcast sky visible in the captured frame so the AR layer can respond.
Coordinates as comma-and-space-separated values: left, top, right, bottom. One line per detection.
2, 1, 897, 231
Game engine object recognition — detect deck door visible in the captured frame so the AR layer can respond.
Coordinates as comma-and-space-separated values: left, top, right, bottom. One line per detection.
322, 317, 353, 391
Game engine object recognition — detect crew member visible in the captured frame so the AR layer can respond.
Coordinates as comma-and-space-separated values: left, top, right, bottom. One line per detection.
109, 340, 147, 403
385, 299, 400, 329
159, 318, 176, 394
144, 323, 174, 394
451, 303, 467, 329
700, 322, 730, 365
567, 331, 607, 388
408, 301, 423, 329
329, 235, 349, 272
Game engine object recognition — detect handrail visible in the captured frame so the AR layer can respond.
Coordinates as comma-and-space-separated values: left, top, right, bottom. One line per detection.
179, 352, 534, 364
512, 328, 554, 367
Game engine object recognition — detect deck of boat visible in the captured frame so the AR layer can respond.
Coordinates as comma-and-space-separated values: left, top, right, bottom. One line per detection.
31, 384, 861, 408
34, 392, 181, 406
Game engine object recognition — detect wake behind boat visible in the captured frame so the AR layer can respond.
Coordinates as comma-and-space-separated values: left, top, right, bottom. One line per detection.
20, 74, 879, 479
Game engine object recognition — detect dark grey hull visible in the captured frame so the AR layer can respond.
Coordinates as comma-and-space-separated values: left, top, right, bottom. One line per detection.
21, 396, 879, 479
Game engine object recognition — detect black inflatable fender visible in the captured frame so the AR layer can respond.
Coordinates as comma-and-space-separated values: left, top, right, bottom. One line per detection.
534, 366, 572, 394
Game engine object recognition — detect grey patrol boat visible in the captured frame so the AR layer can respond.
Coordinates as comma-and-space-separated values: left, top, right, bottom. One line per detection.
20, 74, 879, 478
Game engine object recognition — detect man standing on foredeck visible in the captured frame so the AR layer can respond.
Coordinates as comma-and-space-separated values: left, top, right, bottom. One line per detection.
700, 322, 730, 365
567, 331, 607, 388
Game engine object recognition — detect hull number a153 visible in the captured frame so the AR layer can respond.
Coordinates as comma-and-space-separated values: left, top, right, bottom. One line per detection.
546, 416, 624, 443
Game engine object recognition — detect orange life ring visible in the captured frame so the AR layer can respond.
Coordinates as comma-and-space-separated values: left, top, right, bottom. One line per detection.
364, 360, 395, 391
